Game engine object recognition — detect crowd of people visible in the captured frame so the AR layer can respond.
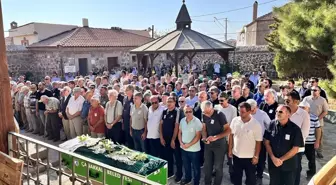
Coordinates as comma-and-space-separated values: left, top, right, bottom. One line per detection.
10, 65, 329, 185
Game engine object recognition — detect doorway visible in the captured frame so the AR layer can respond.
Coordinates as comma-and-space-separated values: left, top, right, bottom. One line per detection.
141, 55, 149, 71
107, 57, 119, 72
78, 58, 88, 76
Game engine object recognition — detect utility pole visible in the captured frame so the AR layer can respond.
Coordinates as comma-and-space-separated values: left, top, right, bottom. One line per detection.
225, 18, 228, 42
0, 1, 16, 154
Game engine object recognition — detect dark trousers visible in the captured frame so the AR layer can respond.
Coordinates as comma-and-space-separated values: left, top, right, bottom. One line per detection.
233, 155, 256, 185
132, 128, 146, 152
304, 144, 316, 175
105, 122, 122, 144
123, 124, 134, 149
161, 138, 183, 178
147, 138, 161, 158
14, 110, 23, 127
269, 168, 296, 185
46, 112, 60, 140
204, 145, 226, 185
182, 150, 201, 185
200, 140, 204, 165
295, 153, 303, 185
256, 143, 266, 178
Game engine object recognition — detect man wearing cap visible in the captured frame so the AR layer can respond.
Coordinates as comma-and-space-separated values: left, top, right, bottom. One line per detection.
59, 86, 72, 140
40, 95, 61, 141
302, 86, 328, 159
299, 101, 321, 179
66, 87, 85, 138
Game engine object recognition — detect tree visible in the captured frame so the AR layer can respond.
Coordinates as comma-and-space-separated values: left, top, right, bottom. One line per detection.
266, 0, 336, 97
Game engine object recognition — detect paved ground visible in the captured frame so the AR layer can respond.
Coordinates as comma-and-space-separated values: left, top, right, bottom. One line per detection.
21, 122, 336, 185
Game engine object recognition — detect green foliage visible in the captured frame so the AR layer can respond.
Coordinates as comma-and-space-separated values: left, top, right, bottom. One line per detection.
232, 71, 241, 79
266, 0, 336, 96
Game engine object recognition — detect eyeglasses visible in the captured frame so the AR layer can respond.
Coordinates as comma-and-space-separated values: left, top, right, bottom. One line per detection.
189, 90, 195, 92
210, 92, 215, 94
285, 100, 290, 104
311, 89, 318, 92
309, 81, 315, 83
182, 88, 187, 90
179, 101, 185, 103
219, 99, 225, 102
185, 111, 193, 114
167, 101, 175, 103
276, 110, 284, 114
151, 101, 158, 104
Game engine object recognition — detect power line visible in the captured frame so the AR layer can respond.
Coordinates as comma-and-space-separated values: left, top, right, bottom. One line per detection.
207, 29, 272, 35
192, 19, 214, 23
191, 0, 278, 18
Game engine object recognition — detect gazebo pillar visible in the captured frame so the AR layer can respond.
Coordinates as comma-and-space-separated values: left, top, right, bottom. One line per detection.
136, 54, 144, 73
149, 53, 159, 71
174, 53, 179, 77
216, 51, 229, 65
0, 2, 16, 154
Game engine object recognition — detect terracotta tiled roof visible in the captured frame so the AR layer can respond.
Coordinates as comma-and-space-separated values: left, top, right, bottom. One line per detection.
28, 27, 153, 48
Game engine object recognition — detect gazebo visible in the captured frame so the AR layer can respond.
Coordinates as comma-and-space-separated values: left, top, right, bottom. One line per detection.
131, 0, 235, 77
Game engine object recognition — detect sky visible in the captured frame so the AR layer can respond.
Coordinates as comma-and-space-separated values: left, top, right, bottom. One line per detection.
2, 0, 288, 41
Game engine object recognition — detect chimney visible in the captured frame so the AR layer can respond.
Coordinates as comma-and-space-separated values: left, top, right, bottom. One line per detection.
253, 1, 258, 21
10, 21, 18, 29
82, 18, 89, 27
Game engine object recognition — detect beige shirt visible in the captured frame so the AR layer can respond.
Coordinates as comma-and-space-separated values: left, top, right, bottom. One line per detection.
67, 95, 85, 115
131, 103, 148, 130
105, 100, 123, 124
303, 96, 329, 126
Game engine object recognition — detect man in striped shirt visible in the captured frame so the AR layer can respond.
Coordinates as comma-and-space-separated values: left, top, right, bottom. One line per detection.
299, 101, 322, 179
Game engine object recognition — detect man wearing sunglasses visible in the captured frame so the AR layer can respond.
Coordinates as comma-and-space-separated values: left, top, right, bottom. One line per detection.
160, 96, 183, 182
229, 102, 262, 185
264, 105, 304, 185
208, 86, 220, 106
302, 77, 328, 101
284, 91, 310, 185
302, 86, 328, 159
178, 105, 202, 185
201, 101, 231, 185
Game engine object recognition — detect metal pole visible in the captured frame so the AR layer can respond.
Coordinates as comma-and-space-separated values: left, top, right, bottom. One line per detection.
0, 0, 16, 154
225, 18, 228, 42
152, 25, 154, 39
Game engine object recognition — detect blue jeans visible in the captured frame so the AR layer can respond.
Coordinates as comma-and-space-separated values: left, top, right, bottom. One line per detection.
132, 128, 146, 152
182, 150, 201, 185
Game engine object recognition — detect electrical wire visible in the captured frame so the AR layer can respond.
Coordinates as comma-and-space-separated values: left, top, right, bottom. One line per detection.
191, 0, 279, 18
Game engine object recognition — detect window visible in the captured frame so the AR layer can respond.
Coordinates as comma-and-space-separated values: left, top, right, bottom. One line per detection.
21, 37, 29, 46
132, 56, 136, 63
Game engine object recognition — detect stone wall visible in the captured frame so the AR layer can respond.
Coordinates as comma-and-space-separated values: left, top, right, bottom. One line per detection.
6, 45, 277, 80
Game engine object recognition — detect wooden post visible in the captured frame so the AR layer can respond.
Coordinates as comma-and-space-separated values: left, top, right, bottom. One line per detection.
174, 53, 179, 77
0, 1, 16, 154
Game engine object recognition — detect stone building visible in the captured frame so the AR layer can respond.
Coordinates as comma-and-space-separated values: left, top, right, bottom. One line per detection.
236, 1, 275, 46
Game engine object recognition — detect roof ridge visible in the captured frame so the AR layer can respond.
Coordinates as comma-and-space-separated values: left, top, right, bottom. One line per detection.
29, 28, 77, 44
58, 27, 81, 46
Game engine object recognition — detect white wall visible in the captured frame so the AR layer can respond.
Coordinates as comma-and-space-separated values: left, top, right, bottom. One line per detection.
12, 35, 38, 46
34, 23, 77, 41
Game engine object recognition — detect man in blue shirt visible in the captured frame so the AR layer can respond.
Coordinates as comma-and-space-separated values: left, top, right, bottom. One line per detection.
253, 82, 266, 106
81, 91, 93, 135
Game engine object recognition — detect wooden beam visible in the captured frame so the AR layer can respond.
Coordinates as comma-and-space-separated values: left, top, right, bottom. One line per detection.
0, 1, 16, 154
174, 53, 179, 77
136, 54, 144, 74
149, 53, 159, 69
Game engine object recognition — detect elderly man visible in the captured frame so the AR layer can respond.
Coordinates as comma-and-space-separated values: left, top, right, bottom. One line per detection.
284, 91, 310, 185
179, 105, 202, 185
36, 82, 53, 136
130, 92, 148, 152
178, 96, 186, 110
100, 86, 109, 108
51, 81, 60, 99
123, 85, 135, 148
259, 89, 278, 120
22, 86, 33, 132
175, 82, 183, 96
81, 91, 93, 135
181, 83, 189, 97
44, 76, 53, 91
40, 95, 61, 141
246, 99, 271, 185
264, 105, 304, 185
186, 86, 198, 107
66, 87, 85, 138
253, 82, 265, 105
105, 90, 123, 143
29, 84, 40, 134
59, 86, 72, 140
147, 95, 164, 157
229, 85, 246, 109
229, 102, 262, 185
201, 100, 231, 185
88, 96, 105, 138
302, 86, 328, 159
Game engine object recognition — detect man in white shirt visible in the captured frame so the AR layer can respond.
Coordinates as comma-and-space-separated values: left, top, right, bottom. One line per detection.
284, 91, 310, 185
185, 86, 198, 107
213, 62, 221, 75
66, 87, 85, 138
247, 99, 271, 185
229, 102, 262, 185
215, 92, 237, 124
147, 95, 164, 157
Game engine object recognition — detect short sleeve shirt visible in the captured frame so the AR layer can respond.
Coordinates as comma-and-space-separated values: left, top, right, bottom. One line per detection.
202, 110, 227, 147
88, 105, 105, 133
303, 96, 329, 126
264, 120, 304, 171
179, 116, 203, 152
105, 101, 123, 124
131, 104, 149, 130
67, 95, 85, 115
230, 116, 263, 158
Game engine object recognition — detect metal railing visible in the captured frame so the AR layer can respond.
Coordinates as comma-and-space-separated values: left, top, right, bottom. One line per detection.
8, 132, 161, 185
